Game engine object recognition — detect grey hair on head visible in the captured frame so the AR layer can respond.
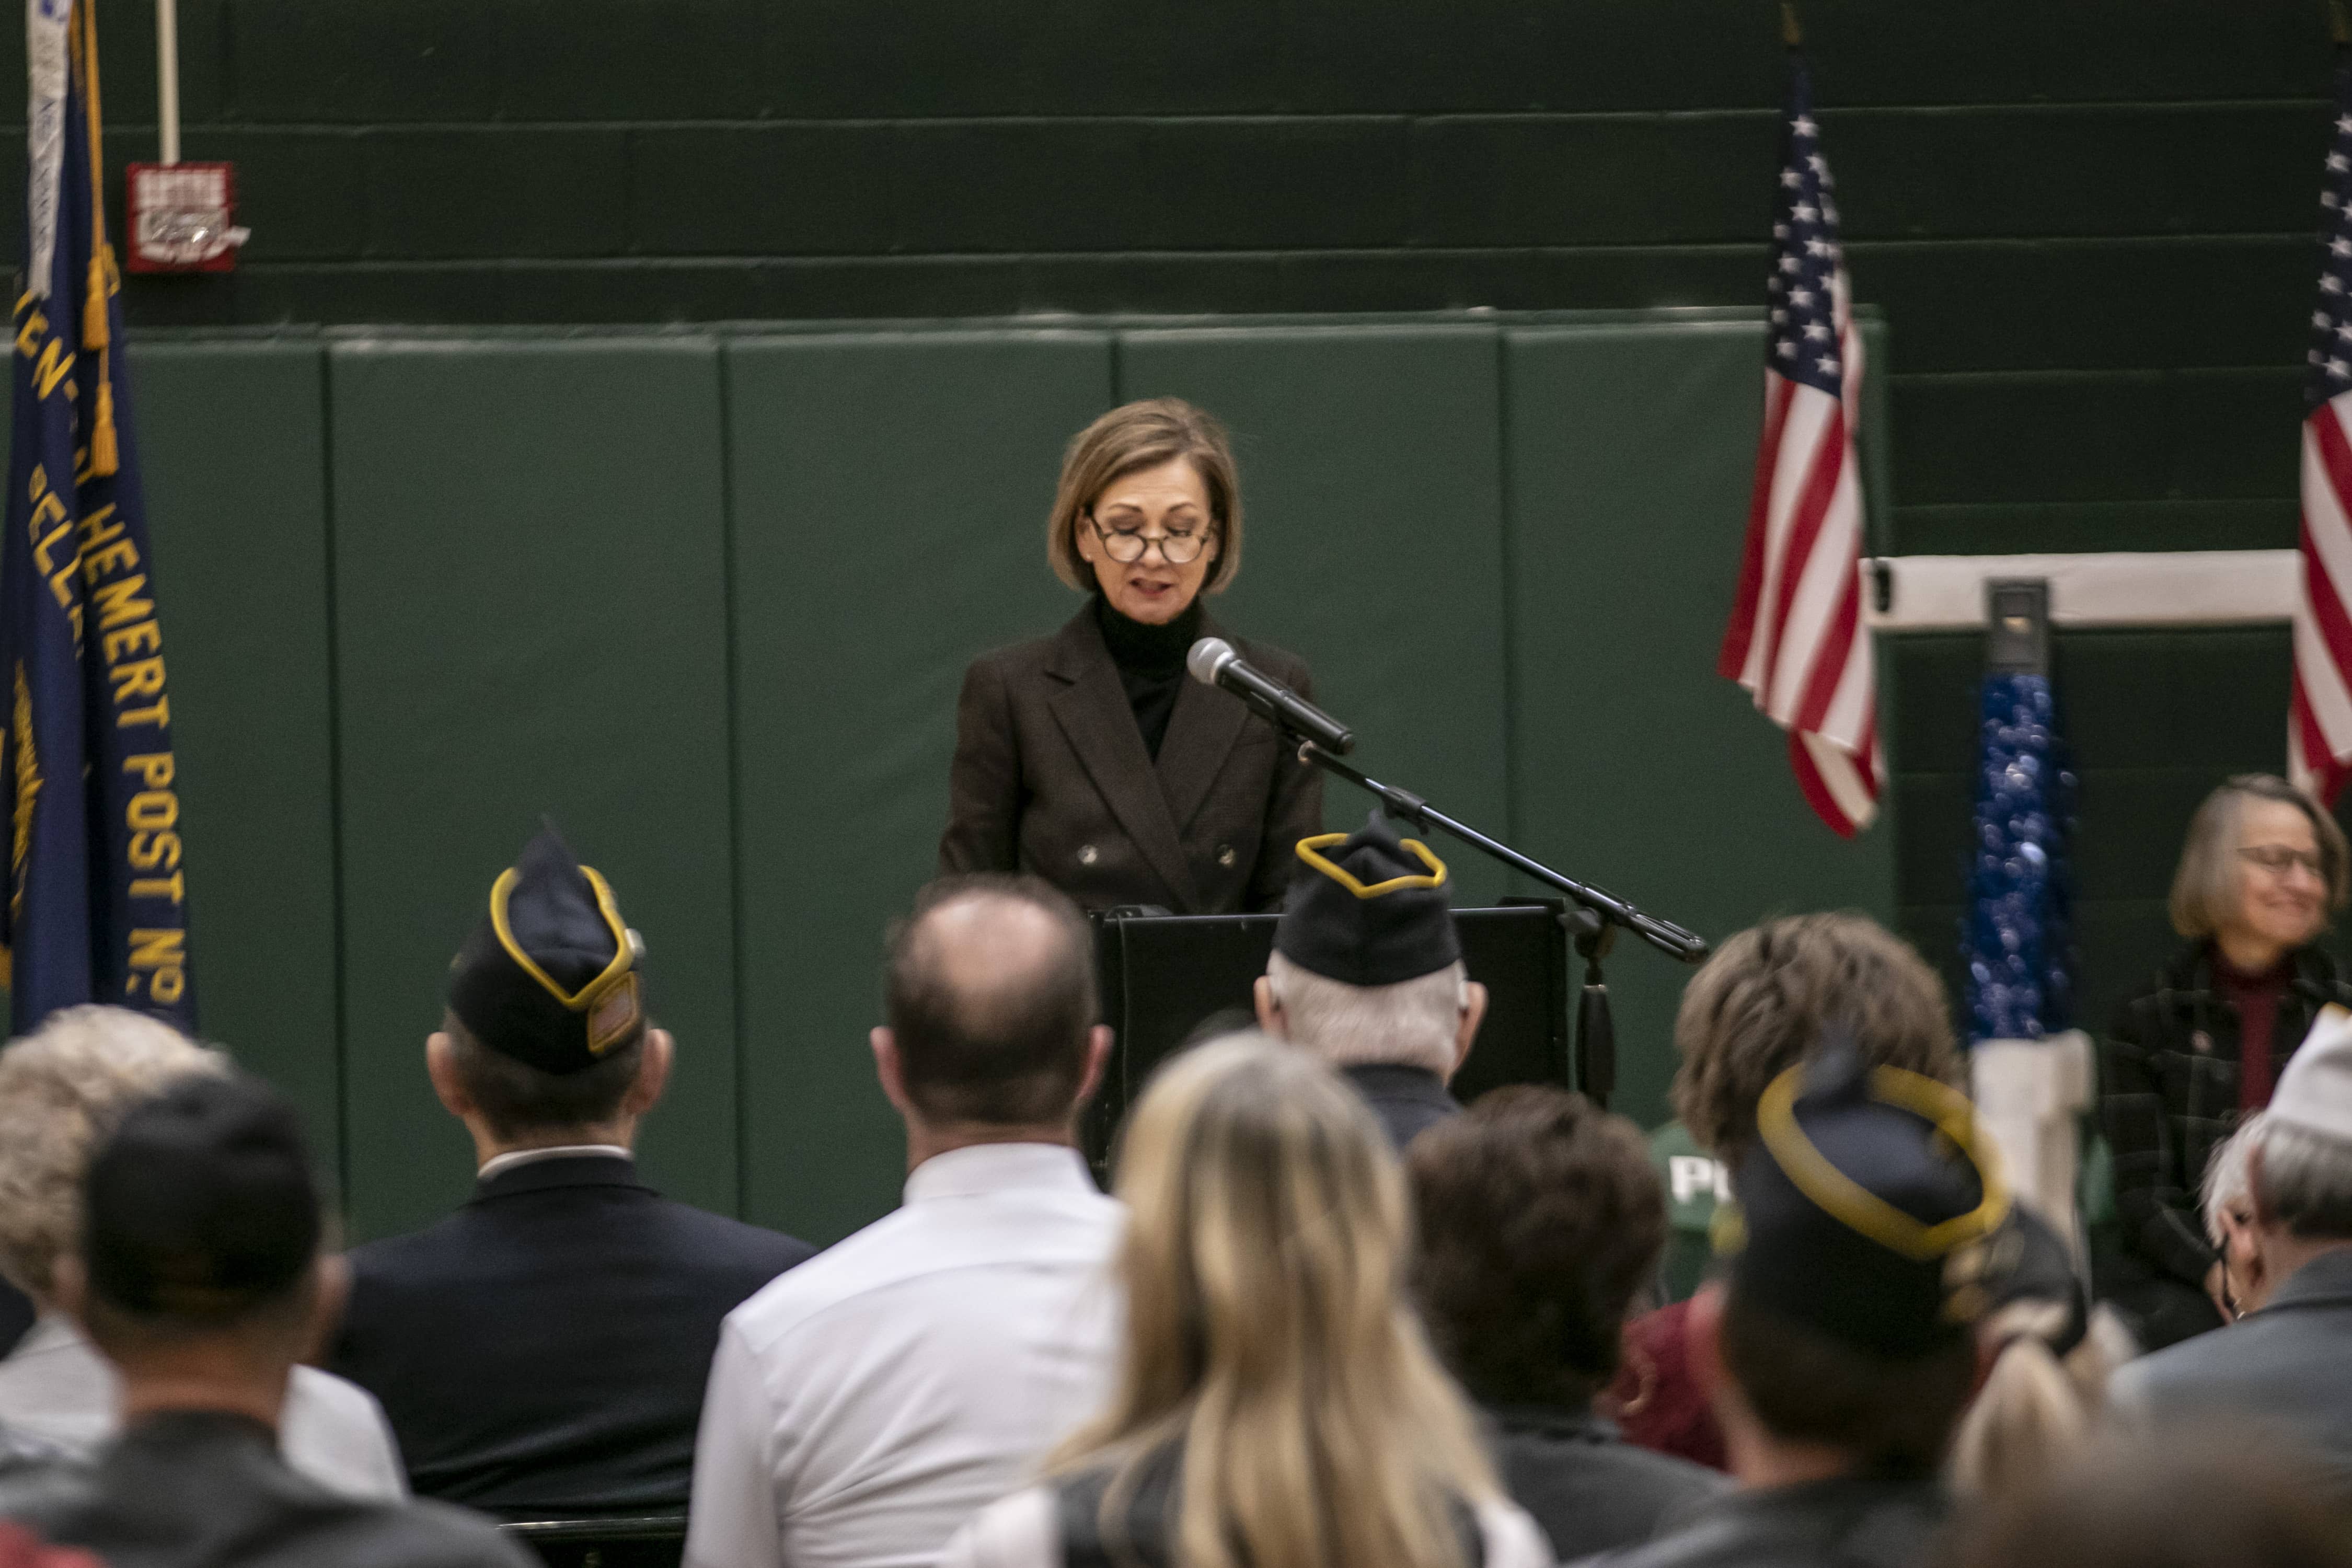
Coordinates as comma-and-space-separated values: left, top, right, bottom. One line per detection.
1263, 950, 1466, 1077
2203, 1113, 2265, 1247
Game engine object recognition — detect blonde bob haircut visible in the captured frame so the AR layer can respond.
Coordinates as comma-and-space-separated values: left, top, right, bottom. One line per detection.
2169, 774, 2348, 941
0, 1005, 227, 1299
1051, 1034, 1498, 1568
1047, 398, 1243, 597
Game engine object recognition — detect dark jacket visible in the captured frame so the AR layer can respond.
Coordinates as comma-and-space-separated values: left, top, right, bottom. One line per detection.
1588, 1475, 1947, 1568
1342, 1063, 1463, 1152
938, 606, 1322, 914
2114, 1247, 2352, 1488
1050, 1445, 1519, 1568
0, 1281, 31, 1360
2100, 943, 2352, 1291
330, 1153, 813, 1516
0, 1410, 527, 1568
1487, 1404, 1723, 1560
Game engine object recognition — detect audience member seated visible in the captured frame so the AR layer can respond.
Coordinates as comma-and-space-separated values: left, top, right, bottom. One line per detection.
1590, 1046, 2008, 1568
2204, 1112, 2273, 1319
942, 1034, 1550, 1568
686, 875, 1122, 1568
2099, 774, 2352, 1353
1405, 1084, 1724, 1557
331, 824, 814, 1517
2111, 1016, 2352, 1480
0, 1072, 531, 1568
1607, 914, 1963, 1469
0, 1005, 403, 1499
1949, 1430, 2352, 1568
1252, 812, 1486, 1150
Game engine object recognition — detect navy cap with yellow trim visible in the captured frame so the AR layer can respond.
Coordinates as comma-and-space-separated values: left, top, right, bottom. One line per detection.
1274, 810, 1460, 988
447, 822, 646, 1076
1719, 1040, 2010, 1358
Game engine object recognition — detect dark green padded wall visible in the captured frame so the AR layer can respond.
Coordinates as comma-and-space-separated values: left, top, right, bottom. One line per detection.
727, 332, 1114, 1244
328, 340, 738, 1241
1504, 320, 1897, 1121
133, 342, 341, 1182
68, 316, 1905, 1243
1114, 326, 1512, 906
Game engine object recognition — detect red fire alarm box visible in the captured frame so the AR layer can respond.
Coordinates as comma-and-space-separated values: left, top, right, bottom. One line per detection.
124, 162, 247, 272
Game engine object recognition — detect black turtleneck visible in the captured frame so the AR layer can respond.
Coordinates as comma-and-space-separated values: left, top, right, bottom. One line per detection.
1096, 594, 1202, 760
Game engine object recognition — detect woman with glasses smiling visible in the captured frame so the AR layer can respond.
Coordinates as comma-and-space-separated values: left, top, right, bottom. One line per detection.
936, 397, 1321, 914
2098, 774, 2352, 1353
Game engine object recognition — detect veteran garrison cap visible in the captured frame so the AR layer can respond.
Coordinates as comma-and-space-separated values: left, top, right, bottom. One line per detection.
448, 822, 646, 1076
85, 1071, 321, 1320
1275, 810, 1460, 988
1720, 1040, 2010, 1358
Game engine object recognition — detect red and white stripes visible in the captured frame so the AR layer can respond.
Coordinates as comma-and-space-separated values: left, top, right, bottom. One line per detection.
1720, 294, 1882, 837
2291, 399, 2352, 807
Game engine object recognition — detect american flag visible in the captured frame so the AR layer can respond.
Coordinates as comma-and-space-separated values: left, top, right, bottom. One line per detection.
2290, 60, 2352, 809
1719, 55, 1880, 837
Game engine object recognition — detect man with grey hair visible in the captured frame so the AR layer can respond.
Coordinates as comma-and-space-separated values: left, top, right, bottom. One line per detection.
2202, 1113, 2270, 1319
2113, 1011, 2352, 1475
1253, 813, 1485, 1150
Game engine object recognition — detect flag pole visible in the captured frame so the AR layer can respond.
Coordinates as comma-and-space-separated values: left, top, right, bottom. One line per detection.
157, 0, 179, 165
73, 0, 118, 473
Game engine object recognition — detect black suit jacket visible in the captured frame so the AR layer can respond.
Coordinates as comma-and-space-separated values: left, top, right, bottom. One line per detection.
938, 605, 1323, 913
1343, 1063, 1465, 1152
329, 1154, 813, 1516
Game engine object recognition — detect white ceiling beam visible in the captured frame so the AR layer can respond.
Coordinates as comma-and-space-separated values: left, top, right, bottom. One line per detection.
1864, 550, 2297, 632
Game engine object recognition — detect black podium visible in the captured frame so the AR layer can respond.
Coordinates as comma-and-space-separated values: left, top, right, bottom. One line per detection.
1082, 902, 1575, 1167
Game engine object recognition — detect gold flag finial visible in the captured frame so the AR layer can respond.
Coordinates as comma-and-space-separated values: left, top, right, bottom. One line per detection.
2334, 0, 2350, 48
1781, 1, 1803, 48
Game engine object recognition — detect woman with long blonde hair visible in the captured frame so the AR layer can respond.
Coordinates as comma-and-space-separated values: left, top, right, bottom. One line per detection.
941, 1034, 1548, 1568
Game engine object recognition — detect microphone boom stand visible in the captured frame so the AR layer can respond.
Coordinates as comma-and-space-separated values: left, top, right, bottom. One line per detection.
1292, 738, 1709, 1108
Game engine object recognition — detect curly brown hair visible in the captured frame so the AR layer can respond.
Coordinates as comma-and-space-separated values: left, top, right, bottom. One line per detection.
1670, 913, 1958, 1164
1405, 1085, 1665, 1408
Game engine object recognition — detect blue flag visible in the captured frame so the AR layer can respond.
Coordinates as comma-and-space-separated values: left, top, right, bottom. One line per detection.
0, 0, 193, 1032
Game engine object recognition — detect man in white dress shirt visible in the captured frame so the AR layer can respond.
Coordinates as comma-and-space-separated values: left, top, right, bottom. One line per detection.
686, 875, 1123, 1568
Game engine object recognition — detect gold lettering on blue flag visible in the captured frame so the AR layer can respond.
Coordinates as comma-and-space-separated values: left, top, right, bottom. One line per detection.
0, 0, 193, 1030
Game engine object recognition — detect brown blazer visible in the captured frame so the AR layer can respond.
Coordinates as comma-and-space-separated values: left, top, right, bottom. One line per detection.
938, 605, 1323, 914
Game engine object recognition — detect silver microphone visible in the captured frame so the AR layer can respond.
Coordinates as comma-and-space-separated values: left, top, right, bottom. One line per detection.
1187, 637, 1354, 755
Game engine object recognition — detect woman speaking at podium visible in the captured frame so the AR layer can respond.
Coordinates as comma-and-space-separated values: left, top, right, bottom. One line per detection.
937, 397, 1322, 913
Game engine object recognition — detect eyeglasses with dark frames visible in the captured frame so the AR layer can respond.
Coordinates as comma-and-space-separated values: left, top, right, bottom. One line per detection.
2239, 845, 2326, 879
1086, 509, 1209, 567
